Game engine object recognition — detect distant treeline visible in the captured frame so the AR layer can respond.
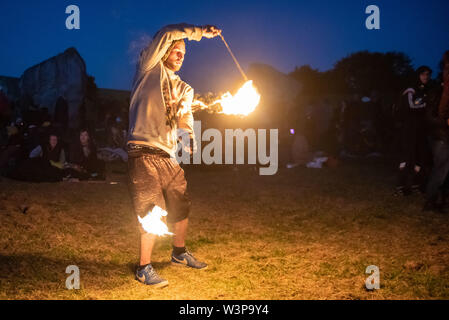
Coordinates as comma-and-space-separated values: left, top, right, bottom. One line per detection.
289, 51, 445, 102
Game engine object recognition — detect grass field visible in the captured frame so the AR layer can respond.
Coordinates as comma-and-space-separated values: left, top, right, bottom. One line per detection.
1, 160, 449, 300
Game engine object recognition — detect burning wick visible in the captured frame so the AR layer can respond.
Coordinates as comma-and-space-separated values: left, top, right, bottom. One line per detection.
290, 129, 295, 135
191, 34, 261, 116
214, 80, 260, 116
138, 206, 173, 236
193, 80, 260, 116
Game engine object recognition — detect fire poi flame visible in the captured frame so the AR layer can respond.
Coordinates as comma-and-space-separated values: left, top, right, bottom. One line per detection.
192, 80, 260, 116
214, 80, 260, 116
137, 206, 173, 236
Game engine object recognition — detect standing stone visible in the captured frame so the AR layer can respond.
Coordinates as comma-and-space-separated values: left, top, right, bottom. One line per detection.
19, 47, 88, 128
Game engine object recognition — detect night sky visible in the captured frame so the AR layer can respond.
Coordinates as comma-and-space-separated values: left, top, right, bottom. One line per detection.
1, 0, 448, 93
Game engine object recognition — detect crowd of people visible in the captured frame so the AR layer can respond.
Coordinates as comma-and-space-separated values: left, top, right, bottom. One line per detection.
0, 94, 122, 182
0, 124, 105, 182
286, 51, 449, 213
2, 50, 449, 211
284, 89, 391, 168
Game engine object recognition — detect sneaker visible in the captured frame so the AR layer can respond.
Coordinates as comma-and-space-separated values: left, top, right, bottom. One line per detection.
171, 250, 208, 269
135, 264, 168, 287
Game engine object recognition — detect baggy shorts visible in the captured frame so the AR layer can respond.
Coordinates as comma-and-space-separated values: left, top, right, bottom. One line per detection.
127, 148, 191, 234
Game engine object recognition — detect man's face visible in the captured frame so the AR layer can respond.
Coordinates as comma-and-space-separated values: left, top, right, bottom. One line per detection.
164, 41, 186, 72
420, 71, 430, 84
49, 135, 58, 148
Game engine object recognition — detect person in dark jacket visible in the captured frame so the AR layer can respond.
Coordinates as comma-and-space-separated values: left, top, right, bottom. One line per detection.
424, 52, 449, 212
67, 128, 105, 180
8, 133, 65, 182
395, 66, 432, 196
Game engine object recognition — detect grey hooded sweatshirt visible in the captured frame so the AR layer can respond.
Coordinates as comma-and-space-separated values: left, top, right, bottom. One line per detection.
127, 23, 203, 157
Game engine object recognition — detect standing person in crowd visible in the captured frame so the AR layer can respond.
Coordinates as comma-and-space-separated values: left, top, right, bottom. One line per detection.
342, 95, 362, 156
437, 51, 449, 119
424, 51, 449, 212
395, 66, 433, 196
67, 128, 105, 180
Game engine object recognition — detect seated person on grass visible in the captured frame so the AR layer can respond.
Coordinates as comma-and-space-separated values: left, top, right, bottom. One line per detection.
66, 128, 105, 181
9, 133, 65, 182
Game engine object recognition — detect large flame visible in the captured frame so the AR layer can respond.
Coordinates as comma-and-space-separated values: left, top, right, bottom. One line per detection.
138, 206, 173, 236
192, 80, 260, 116
214, 80, 260, 116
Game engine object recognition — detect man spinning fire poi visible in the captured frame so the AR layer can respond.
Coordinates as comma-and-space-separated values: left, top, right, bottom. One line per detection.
127, 23, 221, 287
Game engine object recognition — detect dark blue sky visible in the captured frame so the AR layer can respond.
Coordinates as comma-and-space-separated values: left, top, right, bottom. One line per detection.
1, 0, 448, 93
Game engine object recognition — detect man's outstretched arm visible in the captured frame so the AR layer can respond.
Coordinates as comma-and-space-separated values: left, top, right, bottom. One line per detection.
139, 23, 221, 73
